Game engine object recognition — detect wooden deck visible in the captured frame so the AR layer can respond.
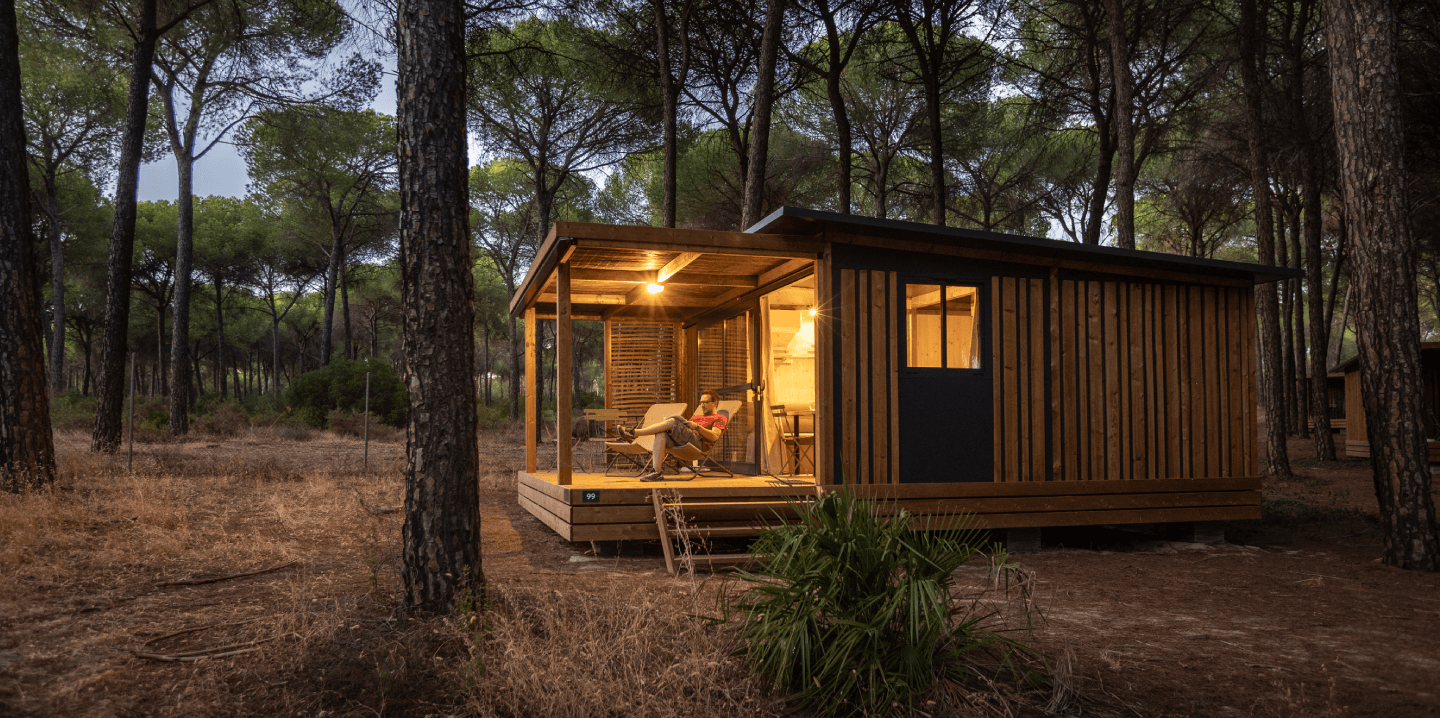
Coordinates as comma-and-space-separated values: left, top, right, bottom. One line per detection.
517, 472, 1262, 542
517, 471, 818, 542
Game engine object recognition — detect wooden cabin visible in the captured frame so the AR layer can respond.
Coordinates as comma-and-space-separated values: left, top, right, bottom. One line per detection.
1306, 373, 1347, 432
511, 207, 1299, 543
1335, 343, 1440, 461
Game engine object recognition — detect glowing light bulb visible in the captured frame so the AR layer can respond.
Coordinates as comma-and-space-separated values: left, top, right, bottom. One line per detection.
647, 283, 665, 294
808, 307, 817, 316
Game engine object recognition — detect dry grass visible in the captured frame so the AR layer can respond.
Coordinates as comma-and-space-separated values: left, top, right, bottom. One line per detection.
2, 427, 1076, 718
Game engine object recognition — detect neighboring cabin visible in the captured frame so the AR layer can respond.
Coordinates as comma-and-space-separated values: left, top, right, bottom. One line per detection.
509, 207, 1301, 545
1334, 343, 1440, 461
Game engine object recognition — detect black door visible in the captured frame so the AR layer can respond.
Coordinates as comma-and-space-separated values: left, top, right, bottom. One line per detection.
897, 279, 994, 483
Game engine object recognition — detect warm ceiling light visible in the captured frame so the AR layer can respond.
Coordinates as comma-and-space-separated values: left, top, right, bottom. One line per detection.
808, 307, 817, 316
647, 283, 665, 294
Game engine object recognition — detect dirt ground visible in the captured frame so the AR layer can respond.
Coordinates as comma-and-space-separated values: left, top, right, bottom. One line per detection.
0, 427, 1437, 717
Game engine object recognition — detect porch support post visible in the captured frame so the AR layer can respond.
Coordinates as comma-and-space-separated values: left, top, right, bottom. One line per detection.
525, 306, 538, 473
678, 324, 696, 405
557, 261, 573, 485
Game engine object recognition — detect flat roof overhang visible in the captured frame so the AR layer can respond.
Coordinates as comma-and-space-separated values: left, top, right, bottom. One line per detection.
508, 222, 823, 325
748, 206, 1303, 287
510, 209, 1304, 322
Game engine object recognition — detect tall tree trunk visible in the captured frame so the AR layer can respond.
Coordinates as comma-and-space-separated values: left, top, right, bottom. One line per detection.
1084, 127, 1115, 245
917, 80, 943, 224
1240, 0, 1292, 477
0, 0, 56, 489
1106, 0, 1136, 249
215, 279, 227, 400
397, 0, 483, 612
825, 57, 852, 215
45, 183, 65, 395
1306, 155, 1335, 456
155, 300, 165, 397
342, 265, 353, 360
1278, 209, 1296, 435
320, 222, 343, 367
740, 0, 784, 230
272, 320, 282, 408
1325, 0, 1440, 570
169, 153, 195, 433
654, 0, 678, 228
93, 0, 158, 453
1291, 207, 1309, 439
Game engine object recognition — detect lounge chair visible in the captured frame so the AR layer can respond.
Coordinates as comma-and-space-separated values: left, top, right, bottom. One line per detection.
604, 403, 688, 476
654, 400, 742, 479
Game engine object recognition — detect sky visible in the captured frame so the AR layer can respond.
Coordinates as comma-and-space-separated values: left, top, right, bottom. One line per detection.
135, 55, 400, 203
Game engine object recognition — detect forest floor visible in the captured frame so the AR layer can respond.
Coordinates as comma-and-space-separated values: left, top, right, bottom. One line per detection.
0, 426, 1436, 717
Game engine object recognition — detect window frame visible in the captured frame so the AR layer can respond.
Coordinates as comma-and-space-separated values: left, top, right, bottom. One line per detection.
899, 278, 987, 375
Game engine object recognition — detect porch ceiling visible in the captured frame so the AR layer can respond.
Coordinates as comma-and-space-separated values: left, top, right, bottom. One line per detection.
524, 242, 817, 323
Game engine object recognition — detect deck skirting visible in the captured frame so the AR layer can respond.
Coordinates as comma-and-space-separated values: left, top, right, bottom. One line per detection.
517, 472, 1262, 542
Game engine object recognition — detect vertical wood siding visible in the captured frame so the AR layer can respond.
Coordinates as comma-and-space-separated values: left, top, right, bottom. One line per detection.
836, 268, 900, 484
606, 321, 679, 420
1002, 279, 1256, 482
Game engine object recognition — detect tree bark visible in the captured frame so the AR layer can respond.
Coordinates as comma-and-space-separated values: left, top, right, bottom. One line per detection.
93, 0, 159, 452
1324, 0, 1440, 570
0, 0, 56, 490
509, 316, 521, 421
342, 265, 353, 361
215, 279, 226, 400
653, 0, 691, 228
320, 221, 344, 366
397, 0, 483, 612
1106, 0, 1136, 249
170, 146, 195, 433
45, 182, 65, 395
1277, 208, 1296, 436
1240, 0, 1291, 478
740, 0, 784, 231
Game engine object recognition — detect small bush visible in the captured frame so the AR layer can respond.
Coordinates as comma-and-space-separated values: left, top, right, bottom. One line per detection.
723, 490, 1041, 716
284, 358, 405, 429
194, 402, 248, 437
274, 425, 315, 441
327, 411, 381, 438
50, 391, 97, 430
477, 402, 511, 429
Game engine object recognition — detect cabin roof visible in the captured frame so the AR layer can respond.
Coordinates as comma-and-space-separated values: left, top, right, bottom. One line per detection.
1330, 342, 1440, 374
509, 207, 1302, 321
748, 206, 1302, 285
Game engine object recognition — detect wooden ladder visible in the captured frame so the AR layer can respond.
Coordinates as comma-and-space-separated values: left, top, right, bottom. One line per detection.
650, 491, 775, 576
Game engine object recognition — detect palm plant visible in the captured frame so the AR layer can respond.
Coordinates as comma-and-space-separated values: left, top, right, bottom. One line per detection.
722, 489, 1042, 716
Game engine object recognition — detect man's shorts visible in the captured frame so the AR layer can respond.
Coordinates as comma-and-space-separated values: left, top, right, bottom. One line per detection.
667, 421, 698, 448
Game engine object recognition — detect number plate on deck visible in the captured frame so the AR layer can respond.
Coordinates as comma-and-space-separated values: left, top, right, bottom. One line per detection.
582, 491, 600, 503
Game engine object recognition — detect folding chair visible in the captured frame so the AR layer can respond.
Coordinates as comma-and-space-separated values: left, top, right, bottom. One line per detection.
572, 408, 622, 472
656, 400, 741, 478
769, 404, 815, 476
604, 403, 688, 476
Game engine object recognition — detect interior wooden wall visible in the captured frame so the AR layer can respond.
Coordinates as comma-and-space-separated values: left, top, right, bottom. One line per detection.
1007, 278, 1259, 482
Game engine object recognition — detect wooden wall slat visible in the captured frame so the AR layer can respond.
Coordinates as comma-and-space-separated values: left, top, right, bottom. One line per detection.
1063, 280, 1079, 481
1050, 270, 1063, 480
1088, 281, 1105, 481
1187, 286, 1204, 477
1165, 286, 1181, 477
1014, 278, 1027, 481
1029, 278, 1046, 481
858, 271, 871, 483
1129, 284, 1145, 480
871, 271, 889, 484
840, 269, 856, 485
1226, 289, 1243, 477
1104, 282, 1121, 482
1245, 290, 1260, 475
992, 277, 1003, 482
1003, 277, 1019, 482
881, 271, 892, 486
816, 258, 833, 485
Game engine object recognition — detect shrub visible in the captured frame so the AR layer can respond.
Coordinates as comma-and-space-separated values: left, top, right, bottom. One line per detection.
723, 490, 1040, 716
274, 425, 315, 441
327, 411, 382, 438
284, 358, 405, 429
194, 402, 248, 437
50, 392, 97, 430
477, 402, 510, 429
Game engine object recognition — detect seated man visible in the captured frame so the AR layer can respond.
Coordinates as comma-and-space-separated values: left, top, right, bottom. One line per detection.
617, 390, 728, 482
